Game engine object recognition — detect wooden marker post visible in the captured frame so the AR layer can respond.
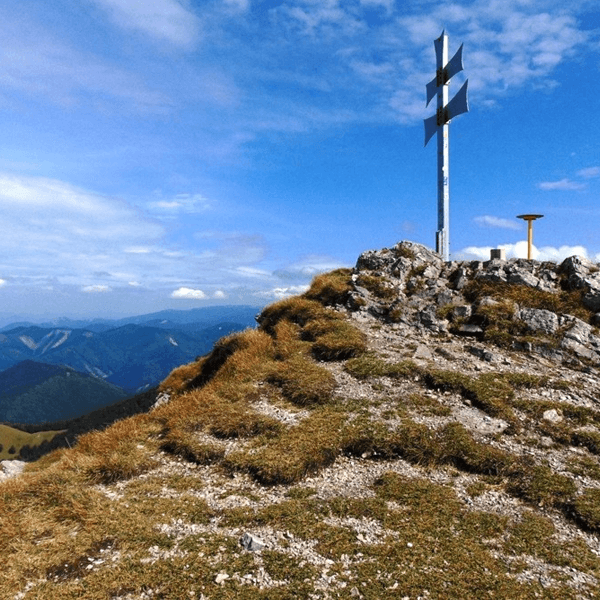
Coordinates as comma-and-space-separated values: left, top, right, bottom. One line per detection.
517, 214, 543, 260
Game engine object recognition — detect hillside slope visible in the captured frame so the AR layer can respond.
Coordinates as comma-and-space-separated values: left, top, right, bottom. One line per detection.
0, 360, 128, 424
3, 241, 600, 599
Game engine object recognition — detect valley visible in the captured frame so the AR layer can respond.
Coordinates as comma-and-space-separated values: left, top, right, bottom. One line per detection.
0, 305, 260, 433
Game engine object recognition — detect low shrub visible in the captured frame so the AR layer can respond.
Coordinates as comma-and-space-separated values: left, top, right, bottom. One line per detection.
72, 414, 159, 484
304, 318, 367, 360
463, 279, 592, 323
257, 297, 329, 334
344, 354, 419, 380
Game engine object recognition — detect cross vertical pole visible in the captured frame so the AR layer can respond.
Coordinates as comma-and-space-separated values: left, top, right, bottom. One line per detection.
436, 33, 450, 261
424, 31, 468, 263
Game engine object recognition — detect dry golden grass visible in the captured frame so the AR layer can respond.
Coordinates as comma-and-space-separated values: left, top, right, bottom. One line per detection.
303, 268, 353, 306
4, 269, 600, 599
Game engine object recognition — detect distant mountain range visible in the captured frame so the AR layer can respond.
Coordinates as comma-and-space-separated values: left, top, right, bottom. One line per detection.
0, 306, 260, 424
0, 305, 261, 333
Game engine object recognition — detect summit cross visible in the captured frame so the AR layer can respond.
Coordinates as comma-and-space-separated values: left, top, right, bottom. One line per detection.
424, 31, 469, 261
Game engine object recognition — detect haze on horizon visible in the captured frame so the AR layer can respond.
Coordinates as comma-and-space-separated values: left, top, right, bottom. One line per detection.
0, 0, 599, 320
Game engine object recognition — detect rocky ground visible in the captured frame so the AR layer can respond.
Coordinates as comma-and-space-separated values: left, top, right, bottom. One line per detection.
4, 241, 600, 599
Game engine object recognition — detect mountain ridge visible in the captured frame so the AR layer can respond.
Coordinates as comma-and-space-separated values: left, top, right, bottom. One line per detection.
0, 306, 260, 394
0, 359, 128, 424
0, 305, 261, 333
4, 241, 600, 598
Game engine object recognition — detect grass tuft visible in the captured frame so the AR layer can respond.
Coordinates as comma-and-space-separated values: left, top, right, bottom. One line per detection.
268, 355, 337, 406
508, 462, 577, 508
570, 488, 600, 531
303, 268, 353, 306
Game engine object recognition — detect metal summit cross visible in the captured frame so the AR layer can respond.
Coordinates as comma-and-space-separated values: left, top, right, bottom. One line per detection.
424, 31, 469, 261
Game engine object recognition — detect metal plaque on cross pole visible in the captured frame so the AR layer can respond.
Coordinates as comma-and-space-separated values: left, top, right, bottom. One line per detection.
424, 31, 469, 261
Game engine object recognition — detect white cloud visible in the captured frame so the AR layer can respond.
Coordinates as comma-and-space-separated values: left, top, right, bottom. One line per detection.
82, 285, 112, 293
0, 279, 7, 287
236, 266, 272, 278
171, 287, 207, 299
577, 166, 600, 179
213, 290, 227, 299
538, 178, 586, 191
254, 285, 310, 300
0, 173, 163, 243
148, 193, 211, 216
455, 242, 589, 262
0, 173, 177, 290
89, 0, 201, 49
0, 14, 172, 113
124, 246, 153, 254
474, 215, 521, 230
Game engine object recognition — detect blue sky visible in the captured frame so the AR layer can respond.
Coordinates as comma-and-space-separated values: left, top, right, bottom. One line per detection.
0, 0, 599, 319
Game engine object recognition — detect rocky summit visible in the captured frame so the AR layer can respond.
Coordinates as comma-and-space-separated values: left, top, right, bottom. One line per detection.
4, 241, 600, 599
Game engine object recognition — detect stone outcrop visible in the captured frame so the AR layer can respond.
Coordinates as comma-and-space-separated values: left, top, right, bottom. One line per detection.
0, 460, 26, 480
347, 241, 600, 367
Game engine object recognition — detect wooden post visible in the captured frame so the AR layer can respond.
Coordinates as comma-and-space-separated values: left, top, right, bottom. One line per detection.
517, 214, 543, 260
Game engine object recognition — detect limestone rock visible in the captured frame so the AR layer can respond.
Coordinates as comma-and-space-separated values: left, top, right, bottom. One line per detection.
240, 532, 265, 552
543, 409, 563, 424
518, 308, 559, 335
0, 460, 26, 480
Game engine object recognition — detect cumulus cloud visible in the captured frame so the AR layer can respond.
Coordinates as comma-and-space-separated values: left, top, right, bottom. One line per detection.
455, 242, 589, 262
253, 285, 310, 300
82, 285, 112, 293
0, 279, 7, 287
213, 290, 227, 299
171, 287, 207, 299
89, 0, 201, 49
474, 215, 520, 230
538, 178, 586, 191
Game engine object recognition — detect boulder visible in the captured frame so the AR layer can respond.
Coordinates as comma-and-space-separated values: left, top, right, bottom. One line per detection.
508, 270, 540, 288
543, 409, 563, 424
0, 460, 26, 479
240, 532, 265, 552
518, 308, 559, 335
560, 255, 596, 290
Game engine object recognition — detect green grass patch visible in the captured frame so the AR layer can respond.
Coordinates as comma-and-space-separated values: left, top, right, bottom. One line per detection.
0, 423, 65, 460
